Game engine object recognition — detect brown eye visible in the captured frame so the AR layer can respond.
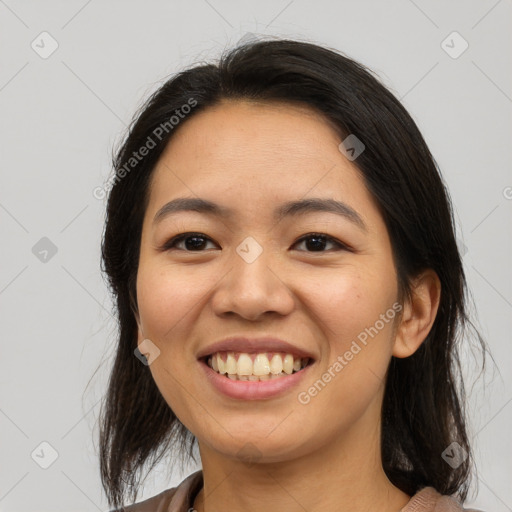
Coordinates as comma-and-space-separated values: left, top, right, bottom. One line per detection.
293, 233, 348, 252
163, 233, 218, 251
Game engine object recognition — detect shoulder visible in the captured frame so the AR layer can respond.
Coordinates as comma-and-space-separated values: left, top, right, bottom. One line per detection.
120, 487, 177, 512
109, 470, 203, 512
402, 486, 486, 512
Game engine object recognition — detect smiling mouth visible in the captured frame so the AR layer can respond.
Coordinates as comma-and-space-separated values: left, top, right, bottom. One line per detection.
203, 351, 313, 381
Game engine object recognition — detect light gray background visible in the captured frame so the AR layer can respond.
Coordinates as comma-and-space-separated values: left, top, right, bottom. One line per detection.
1, 1, 511, 511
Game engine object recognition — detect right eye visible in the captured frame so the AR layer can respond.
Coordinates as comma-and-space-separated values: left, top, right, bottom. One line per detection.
161, 232, 219, 252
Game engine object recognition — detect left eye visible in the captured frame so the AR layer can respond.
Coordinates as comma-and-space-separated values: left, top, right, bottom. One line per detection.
292, 233, 348, 252
162, 232, 348, 253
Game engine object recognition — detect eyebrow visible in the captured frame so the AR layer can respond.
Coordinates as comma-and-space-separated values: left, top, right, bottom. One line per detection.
153, 197, 367, 231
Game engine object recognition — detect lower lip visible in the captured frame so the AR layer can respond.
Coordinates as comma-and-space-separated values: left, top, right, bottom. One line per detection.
199, 359, 313, 400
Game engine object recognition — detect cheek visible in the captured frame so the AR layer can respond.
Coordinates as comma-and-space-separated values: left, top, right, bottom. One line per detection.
136, 263, 210, 342
300, 264, 397, 350
135, 262, 223, 396
296, 262, 398, 416
292, 272, 397, 440
135, 264, 210, 426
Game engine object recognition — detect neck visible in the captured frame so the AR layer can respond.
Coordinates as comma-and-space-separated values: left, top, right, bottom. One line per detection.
193, 412, 410, 512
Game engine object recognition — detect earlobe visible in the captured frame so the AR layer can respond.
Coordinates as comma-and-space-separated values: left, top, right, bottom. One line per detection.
392, 269, 441, 359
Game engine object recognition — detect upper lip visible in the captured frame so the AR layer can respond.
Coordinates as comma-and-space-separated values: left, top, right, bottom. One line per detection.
197, 336, 316, 360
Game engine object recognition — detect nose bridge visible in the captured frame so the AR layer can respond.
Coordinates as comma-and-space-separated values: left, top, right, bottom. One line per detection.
235, 235, 266, 266
231, 235, 277, 294
211, 235, 294, 319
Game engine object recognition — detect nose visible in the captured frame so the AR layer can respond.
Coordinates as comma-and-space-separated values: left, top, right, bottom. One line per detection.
211, 243, 295, 321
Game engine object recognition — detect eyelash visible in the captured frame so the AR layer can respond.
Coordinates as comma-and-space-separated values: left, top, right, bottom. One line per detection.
161, 232, 350, 253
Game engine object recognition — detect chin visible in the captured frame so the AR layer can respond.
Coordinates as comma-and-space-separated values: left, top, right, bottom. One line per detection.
200, 431, 309, 465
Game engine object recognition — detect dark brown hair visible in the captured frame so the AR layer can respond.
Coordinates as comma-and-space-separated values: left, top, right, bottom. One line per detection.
98, 37, 487, 510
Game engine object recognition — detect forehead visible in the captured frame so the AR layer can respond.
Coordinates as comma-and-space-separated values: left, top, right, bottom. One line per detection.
160, 99, 344, 168
146, 100, 380, 230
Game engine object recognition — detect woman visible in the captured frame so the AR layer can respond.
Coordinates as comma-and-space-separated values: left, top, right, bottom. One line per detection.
99, 38, 487, 512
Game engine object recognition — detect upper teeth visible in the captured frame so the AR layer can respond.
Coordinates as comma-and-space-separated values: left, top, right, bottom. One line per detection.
208, 352, 308, 376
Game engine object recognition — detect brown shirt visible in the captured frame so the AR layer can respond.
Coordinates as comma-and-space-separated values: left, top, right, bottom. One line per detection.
115, 470, 482, 512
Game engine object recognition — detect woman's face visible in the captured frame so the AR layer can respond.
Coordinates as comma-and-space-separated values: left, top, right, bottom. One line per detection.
135, 99, 403, 463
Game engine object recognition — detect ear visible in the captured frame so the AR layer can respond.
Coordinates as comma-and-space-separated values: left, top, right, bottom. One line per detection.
392, 269, 441, 358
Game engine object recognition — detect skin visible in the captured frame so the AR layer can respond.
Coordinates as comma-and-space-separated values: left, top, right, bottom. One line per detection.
135, 99, 441, 512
